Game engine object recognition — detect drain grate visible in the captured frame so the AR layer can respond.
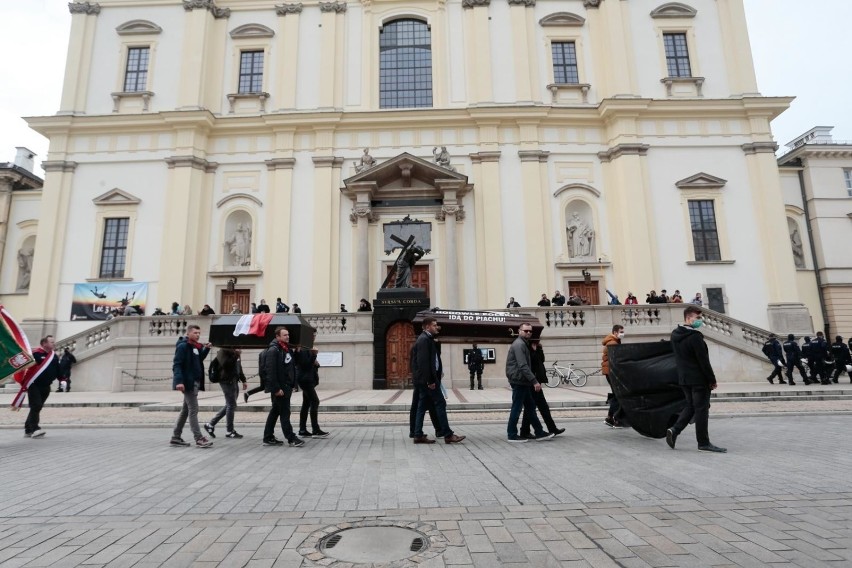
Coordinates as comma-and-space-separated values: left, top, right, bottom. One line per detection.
410, 537, 425, 552
319, 526, 429, 563
324, 534, 342, 549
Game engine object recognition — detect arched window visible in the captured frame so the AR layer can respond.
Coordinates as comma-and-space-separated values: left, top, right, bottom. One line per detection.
379, 19, 432, 109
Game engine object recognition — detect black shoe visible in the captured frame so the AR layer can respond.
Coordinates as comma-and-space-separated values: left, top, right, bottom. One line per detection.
766, 376, 774, 384
204, 423, 216, 438
298, 431, 313, 437
470, 387, 474, 391
778, 379, 787, 384
170, 436, 190, 447
289, 437, 306, 448
666, 428, 677, 450
507, 435, 528, 443
225, 431, 243, 439
534, 432, 555, 441
243, 393, 249, 403
788, 381, 796, 386
551, 428, 566, 436
804, 380, 812, 385
478, 386, 483, 390
698, 444, 727, 453
833, 379, 839, 384
312, 430, 330, 438
263, 437, 284, 446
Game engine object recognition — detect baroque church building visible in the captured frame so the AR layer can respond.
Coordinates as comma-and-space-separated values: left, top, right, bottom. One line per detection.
3, 0, 818, 339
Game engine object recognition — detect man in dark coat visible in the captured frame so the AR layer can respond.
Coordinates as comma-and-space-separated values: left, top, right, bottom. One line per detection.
22, 336, 60, 438
762, 334, 786, 385
467, 344, 485, 390
57, 347, 77, 392
831, 336, 852, 383
666, 306, 726, 453
411, 317, 465, 444
171, 325, 212, 447
783, 334, 807, 385
262, 327, 304, 447
520, 341, 564, 438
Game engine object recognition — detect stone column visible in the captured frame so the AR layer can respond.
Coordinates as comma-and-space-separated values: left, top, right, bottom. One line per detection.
438, 204, 464, 309
265, 156, 296, 300
508, 0, 538, 103
177, 1, 230, 110
311, 155, 344, 311
350, 205, 372, 303
61, 2, 100, 114
518, 149, 551, 295
585, 0, 636, 98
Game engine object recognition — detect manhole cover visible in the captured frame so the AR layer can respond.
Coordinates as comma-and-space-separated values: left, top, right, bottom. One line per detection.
320, 526, 427, 563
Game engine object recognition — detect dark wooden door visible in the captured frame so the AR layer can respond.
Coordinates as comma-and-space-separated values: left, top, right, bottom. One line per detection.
568, 281, 600, 305
386, 264, 430, 298
386, 321, 417, 389
220, 289, 251, 314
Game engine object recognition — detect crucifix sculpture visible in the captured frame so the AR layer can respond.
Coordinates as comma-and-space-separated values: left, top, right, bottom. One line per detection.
380, 234, 426, 289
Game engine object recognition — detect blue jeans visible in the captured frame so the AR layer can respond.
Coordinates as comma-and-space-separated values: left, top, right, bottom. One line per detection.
507, 384, 545, 438
414, 384, 452, 438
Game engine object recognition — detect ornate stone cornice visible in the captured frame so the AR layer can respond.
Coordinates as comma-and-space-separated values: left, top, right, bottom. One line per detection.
462, 0, 490, 8
41, 160, 78, 173
507, 0, 535, 6
182, 0, 230, 18
582, 0, 603, 7
275, 3, 303, 15
518, 150, 550, 163
312, 156, 344, 167
68, 2, 101, 15
319, 1, 347, 13
165, 156, 218, 172
597, 144, 650, 163
265, 158, 296, 170
742, 142, 779, 155
469, 151, 501, 164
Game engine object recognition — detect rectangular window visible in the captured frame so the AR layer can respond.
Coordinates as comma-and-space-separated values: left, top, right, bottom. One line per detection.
844, 168, 852, 197
99, 218, 129, 278
551, 41, 579, 84
123, 47, 150, 92
663, 33, 692, 78
688, 200, 721, 261
238, 50, 264, 94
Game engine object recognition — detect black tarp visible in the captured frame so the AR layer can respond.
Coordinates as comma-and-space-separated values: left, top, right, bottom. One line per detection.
607, 341, 685, 439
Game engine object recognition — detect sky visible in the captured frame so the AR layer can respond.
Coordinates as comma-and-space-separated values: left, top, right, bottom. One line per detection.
1, 0, 850, 175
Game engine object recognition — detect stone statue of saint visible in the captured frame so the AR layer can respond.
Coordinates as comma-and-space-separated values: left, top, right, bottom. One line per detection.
395, 244, 425, 288
790, 227, 805, 268
16, 247, 34, 291
354, 148, 376, 173
433, 146, 453, 170
225, 223, 252, 266
566, 212, 594, 259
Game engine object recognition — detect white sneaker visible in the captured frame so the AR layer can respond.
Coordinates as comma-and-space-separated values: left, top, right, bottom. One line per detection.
31, 429, 46, 438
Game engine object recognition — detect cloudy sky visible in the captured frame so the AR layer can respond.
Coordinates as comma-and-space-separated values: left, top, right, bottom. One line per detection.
2, 0, 850, 175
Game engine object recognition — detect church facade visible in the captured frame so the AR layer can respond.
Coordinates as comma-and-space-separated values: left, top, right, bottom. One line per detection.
3, 0, 818, 339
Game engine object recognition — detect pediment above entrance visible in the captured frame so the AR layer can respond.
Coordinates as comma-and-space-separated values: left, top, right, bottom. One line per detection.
342, 152, 470, 200
675, 172, 727, 190
92, 188, 141, 205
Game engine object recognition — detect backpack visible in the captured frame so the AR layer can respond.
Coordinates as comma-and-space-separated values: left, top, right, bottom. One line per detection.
761, 342, 773, 358
208, 357, 222, 383
258, 349, 268, 387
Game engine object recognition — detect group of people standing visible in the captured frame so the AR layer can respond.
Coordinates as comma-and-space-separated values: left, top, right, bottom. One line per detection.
764, 332, 852, 385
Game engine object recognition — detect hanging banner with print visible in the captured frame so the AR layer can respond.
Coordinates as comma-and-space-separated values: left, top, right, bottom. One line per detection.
70, 282, 148, 320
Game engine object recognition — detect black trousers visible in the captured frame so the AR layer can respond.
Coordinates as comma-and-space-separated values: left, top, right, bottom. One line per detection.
263, 390, 294, 441
767, 360, 785, 382
786, 359, 807, 382
299, 382, 320, 432
520, 387, 557, 436
414, 384, 452, 438
25, 384, 51, 434
833, 364, 852, 383
409, 386, 441, 437
469, 370, 482, 389
605, 374, 623, 419
671, 385, 711, 447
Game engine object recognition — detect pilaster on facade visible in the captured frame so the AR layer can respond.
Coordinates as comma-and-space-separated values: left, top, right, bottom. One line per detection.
518, 150, 549, 163
182, 0, 231, 18
597, 144, 649, 163
742, 142, 779, 155
164, 156, 218, 172
41, 161, 78, 173
68, 2, 100, 15
265, 158, 296, 170
312, 156, 345, 168
469, 151, 501, 164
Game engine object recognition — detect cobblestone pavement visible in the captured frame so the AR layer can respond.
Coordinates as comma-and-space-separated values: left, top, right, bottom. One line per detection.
1, 415, 851, 567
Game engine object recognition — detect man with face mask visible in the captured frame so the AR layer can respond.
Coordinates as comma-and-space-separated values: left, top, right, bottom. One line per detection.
602, 325, 626, 428
666, 306, 726, 453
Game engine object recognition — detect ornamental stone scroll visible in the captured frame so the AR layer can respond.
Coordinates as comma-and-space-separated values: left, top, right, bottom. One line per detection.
68, 2, 101, 14
275, 3, 303, 15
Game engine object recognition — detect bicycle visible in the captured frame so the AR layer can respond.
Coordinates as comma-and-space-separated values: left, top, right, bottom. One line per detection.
545, 361, 587, 388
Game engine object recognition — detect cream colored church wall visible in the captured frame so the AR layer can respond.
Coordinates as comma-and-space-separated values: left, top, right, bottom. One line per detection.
0, 196, 40, 298
295, 9, 323, 110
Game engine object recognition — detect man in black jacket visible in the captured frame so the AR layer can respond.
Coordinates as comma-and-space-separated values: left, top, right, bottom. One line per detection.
467, 344, 485, 390
762, 334, 787, 385
262, 327, 304, 447
666, 306, 726, 453
783, 334, 807, 385
296, 338, 329, 439
171, 325, 212, 448
412, 317, 465, 444
22, 336, 60, 438
505, 324, 555, 443
831, 336, 852, 383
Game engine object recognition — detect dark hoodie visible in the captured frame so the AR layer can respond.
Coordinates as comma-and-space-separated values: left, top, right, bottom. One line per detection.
670, 325, 716, 387
263, 339, 296, 393
172, 337, 209, 391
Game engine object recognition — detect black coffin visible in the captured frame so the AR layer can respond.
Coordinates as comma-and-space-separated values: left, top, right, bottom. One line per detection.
607, 341, 686, 439
411, 309, 544, 343
208, 315, 316, 349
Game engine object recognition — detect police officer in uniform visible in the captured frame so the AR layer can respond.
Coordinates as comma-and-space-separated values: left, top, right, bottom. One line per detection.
762, 334, 786, 384
814, 332, 831, 384
783, 334, 807, 386
467, 344, 485, 390
830, 335, 852, 383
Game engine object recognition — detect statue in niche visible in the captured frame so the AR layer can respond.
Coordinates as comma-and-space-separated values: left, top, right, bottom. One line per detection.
225, 223, 252, 267
395, 243, 426, 288
433, 146, 454, 171
354, 148, 376, 173
16, 247, 34, 291
566, 211, 595, 259
790, 226, 805, 269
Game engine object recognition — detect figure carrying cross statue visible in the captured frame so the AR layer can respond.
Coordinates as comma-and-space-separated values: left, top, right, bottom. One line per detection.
381, 234, 426, 289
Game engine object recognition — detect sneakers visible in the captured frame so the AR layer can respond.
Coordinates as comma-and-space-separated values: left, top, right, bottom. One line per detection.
666, 428, 677, 450
534, 432, 555, 441
204, 423, 216, 438
263, 437, 284, 446
225, 431, 243, 439
289, 437, 306, 448
170, 436, 190, 447
604, 417, 623, 429
551, 428, 566, 436
195, 436, 213, 448
507, 435, 529, 443
298, 431, 313, 438
312, 430, 330, 438
31, 429, 46, 438
698, 444, 727, 453
23, 432, 32, 438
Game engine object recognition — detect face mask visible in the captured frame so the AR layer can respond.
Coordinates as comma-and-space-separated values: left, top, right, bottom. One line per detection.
691, 319, 704, 329
617, 332, 625, 339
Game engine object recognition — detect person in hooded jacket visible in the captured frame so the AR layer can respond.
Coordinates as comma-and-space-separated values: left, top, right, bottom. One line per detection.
830, 336, 852, 383
782, 334, 807, 385
762, 334, 787, 385
170, 325, 212, 448
602, 325, 626, 428
665, 306, 726, 453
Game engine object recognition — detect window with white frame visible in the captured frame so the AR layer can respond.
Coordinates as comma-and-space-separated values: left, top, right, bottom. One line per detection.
551, 41, 579, 84
688, 200, 721, 261
663, 33, 692, 78
238, 50, 265, 94
99, 218, 130, 278
379, 19, 433, 109
123, 47, 150, 92
844, 168, 852, 197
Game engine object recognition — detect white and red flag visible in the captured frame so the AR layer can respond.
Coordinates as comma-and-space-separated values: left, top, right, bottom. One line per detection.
232, 313, 275, 337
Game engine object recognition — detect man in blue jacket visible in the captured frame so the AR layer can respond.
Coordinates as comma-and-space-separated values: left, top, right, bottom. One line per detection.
171, 325, 212, 447
666, 306, 726, 453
